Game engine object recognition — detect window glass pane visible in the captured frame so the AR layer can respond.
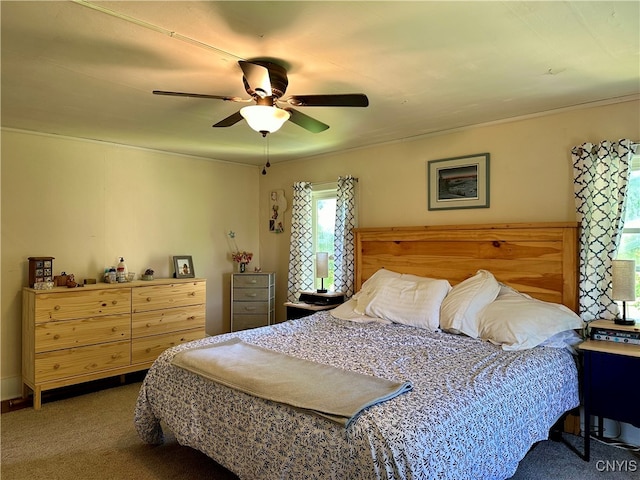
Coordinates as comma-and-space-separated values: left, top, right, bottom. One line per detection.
617, 158, 640, 318
313, 191, 336, 291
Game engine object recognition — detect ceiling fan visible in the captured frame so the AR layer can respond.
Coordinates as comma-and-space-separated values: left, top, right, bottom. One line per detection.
153, 60, 369, 137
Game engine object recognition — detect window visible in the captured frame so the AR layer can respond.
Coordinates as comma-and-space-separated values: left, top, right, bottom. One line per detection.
312, 185, 337, 291
617, 153, 640, 318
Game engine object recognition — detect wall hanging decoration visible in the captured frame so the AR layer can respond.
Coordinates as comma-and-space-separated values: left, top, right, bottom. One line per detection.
269, 189, 288, 233
427, 153, 490, 210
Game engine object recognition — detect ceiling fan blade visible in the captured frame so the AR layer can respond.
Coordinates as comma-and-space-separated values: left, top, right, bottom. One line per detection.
212, 111, 244, 128
153, 90, 247, 102
239, 61, 272, 98
285, 94, 369, 107
285, 108, 329, 133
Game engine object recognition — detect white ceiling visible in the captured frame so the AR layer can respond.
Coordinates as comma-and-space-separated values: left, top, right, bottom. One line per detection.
2, 1, 639, 167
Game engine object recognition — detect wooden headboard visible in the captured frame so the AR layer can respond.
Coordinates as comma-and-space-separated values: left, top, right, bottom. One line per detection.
354, 222, 579, 312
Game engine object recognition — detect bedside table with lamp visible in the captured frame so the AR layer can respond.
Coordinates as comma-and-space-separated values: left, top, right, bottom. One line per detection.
577, 259, 639, 461
284, 252, 345, 320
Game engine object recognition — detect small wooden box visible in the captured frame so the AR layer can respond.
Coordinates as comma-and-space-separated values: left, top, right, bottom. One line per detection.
28, 257, 54, 287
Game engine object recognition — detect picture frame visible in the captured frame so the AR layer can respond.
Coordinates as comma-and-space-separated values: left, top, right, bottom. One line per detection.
269, 189, 287, 233
173, 255, 195, 278
427, 153, 490, 210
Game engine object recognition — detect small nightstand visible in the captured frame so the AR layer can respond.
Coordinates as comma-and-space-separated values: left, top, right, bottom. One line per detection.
284, 291, 345, 320
578, 319, 640, 461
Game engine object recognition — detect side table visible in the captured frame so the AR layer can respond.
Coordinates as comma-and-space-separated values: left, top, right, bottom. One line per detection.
578, 319, 640, 461
284, 291, 345, 320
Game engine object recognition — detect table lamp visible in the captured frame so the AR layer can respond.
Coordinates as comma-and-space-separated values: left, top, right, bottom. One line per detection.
612, 259, 637, 325
316, 252, 329, 293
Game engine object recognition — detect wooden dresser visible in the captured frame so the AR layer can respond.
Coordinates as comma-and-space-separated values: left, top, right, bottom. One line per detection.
22, 278, 206, 409
230, 272, 275, 331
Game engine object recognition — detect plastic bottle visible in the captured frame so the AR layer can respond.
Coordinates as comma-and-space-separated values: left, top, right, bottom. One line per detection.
116, 257, 127, 283
108, 267, 117, 283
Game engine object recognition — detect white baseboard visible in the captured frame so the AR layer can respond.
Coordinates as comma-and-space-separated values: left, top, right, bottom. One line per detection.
1, 375, 23, 401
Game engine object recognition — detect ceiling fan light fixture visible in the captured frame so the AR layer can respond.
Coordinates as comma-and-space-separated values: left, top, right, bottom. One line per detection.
240, 105, 290, 136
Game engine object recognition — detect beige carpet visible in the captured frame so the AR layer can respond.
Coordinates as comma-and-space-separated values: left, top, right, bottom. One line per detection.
0, 382, 238, 480
2, 382, 638, 480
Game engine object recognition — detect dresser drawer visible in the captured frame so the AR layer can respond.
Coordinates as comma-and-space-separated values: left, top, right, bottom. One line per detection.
132, 304, 205, 338
34, 341, 131, 382
232, 274, 272, 288
131, 328, 204, 365
232, 315, 270, 331
132, 281, 205, 312
232, 301, 270, 315
35, 314, 131, 353
34, 289, 130, 323
232, 287, 271, 302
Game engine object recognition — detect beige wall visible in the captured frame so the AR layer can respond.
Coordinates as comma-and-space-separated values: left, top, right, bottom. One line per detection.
258, 99, 640, 320
1, 99, 638, 400
1, 130, 260, 399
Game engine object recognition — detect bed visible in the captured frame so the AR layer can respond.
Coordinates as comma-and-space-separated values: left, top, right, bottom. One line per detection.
135, 222, 582, 480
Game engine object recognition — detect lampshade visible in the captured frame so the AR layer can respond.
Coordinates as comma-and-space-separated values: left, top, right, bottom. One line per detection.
612, 259, 636, 301
240, 105, 290, 135
316, 252, 329, 279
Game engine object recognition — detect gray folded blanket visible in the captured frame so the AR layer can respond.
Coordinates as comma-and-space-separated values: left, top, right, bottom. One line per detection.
171, 338, 412, 428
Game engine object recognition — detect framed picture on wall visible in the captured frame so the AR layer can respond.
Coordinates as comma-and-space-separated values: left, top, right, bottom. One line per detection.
269, 189, 287, 233
173, 255, 195, 278
427, 153, 490, 210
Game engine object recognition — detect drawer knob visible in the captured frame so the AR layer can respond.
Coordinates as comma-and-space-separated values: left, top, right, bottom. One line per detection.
245, 307, 256, 312
146, 297, 152, 302
111, 354, 118, 359
112, 327, 118, 332
54, 305, 61, 311
247, 293, 257, 298
250, 280, 257, 284
112, 300, 118, 305
187, 316, 195, 320
189, 291, 196, 296
53, 334, 60, 340
146, 323, 151, 328
53, 363, 60, 370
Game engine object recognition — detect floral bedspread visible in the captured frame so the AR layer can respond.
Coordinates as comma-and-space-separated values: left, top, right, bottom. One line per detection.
134, 313, 579, 480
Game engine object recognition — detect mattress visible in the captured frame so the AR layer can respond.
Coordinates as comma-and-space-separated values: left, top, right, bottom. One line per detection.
135, 312, 579, 480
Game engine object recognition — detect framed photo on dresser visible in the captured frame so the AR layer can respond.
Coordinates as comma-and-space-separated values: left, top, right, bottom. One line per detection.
173, 255, 195, 278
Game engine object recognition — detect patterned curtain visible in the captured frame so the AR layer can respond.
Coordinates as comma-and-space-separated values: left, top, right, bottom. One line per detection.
334, 176, 358, 299
572, 139, 637, 321
287, 182, 314, 302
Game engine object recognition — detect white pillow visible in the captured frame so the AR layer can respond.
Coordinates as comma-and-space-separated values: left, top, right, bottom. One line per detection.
329, 298, 392, 324
477, 290, 584, 351
360, 268, 402, 291
357, 275, 451, 330
354, 268, 402, 314
439, 270, 501, 338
